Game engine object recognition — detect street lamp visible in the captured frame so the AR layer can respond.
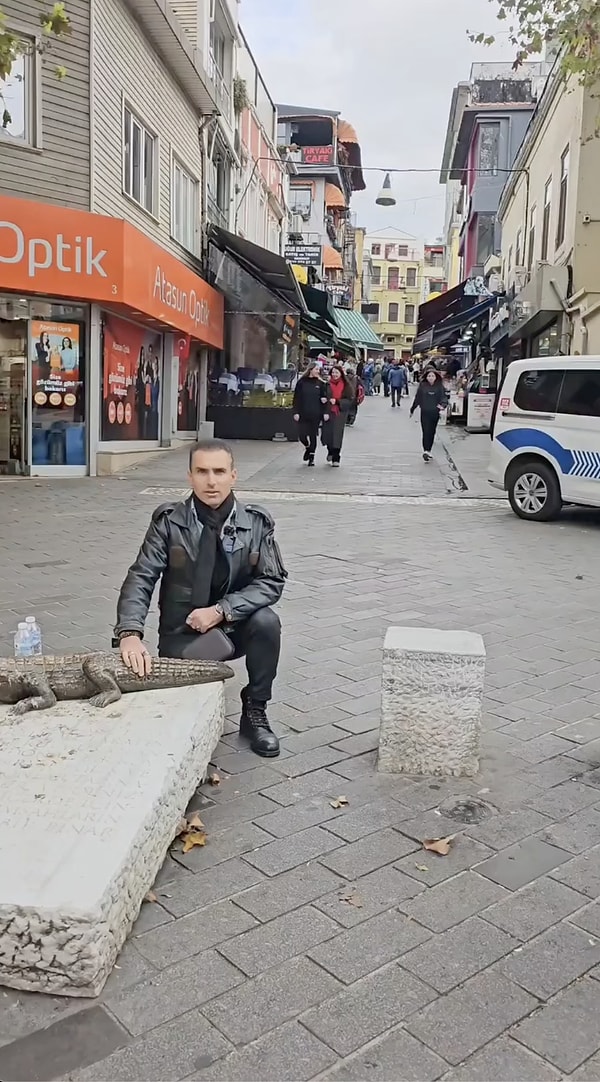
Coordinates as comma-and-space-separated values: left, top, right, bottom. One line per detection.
375, 172, 396, 207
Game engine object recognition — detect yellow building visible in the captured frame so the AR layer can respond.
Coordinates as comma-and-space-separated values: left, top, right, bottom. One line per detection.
365, 229, 423, 359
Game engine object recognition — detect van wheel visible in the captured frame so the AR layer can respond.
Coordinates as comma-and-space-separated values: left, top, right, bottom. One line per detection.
507, 460, 562, 521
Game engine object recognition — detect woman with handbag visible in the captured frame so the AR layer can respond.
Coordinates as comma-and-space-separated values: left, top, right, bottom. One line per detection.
321, 363, 354, 466
292, 363, 330, 467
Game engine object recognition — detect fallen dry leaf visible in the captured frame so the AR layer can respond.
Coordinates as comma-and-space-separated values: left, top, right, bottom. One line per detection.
340, 890, 363, 908
415, 863, 429, 873
182, 830, 208, 853
144, 891, 158, 903
187, 813, 205, 830
329, 796, 349, 809
423, 835, 455, 856
208, 772, 221, 786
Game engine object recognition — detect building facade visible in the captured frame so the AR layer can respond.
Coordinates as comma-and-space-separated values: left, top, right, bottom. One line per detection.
497, 62, 600, 362
363, 230, 423, 359
0, 0, 228, 478
276, 106, 365, 308
440, 63, 548, 282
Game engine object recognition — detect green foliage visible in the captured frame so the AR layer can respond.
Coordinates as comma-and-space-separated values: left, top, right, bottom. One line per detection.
0, 2, 71, 128
470, 0, 600, 85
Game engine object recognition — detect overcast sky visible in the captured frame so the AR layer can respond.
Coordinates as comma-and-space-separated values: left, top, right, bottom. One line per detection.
240, 0, 515, 240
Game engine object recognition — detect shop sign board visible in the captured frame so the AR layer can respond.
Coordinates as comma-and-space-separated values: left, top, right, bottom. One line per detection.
466, 392, 496, 432
284, 242, 322, 267
489, 302, 510, 346
301, 145, 335, 166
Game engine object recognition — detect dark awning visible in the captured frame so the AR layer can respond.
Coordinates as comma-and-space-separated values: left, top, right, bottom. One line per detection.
300, 285, 340, 329
416, 281, 471, 338
207, 225, 308, 312
413, 294, 497, 354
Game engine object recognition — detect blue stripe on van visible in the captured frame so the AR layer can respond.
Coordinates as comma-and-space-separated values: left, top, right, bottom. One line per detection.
496, 428, 600, 481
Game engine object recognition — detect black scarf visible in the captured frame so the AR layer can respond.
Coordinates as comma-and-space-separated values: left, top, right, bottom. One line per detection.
191, 492, 235, 611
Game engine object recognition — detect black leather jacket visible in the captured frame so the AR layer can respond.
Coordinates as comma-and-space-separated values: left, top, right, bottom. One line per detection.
115, 497, 287, 641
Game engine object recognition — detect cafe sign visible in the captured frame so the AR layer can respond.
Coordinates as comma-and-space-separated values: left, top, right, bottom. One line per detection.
301, 145, 335, 166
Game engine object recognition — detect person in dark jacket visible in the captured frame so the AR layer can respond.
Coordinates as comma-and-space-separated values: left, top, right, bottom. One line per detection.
388, 362, 408, 408
292, 363, 330, 466
115, 439, 287, 757
321, 363, 354, 465
410, 369, 448, 460
382, 360, 391, 397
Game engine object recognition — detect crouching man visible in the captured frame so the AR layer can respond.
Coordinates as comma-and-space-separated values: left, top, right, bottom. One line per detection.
114, 439, 286, 757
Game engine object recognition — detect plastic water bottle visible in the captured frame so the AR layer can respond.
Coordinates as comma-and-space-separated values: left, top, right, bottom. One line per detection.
25, 616, 43, 655
14, 622, 34, 658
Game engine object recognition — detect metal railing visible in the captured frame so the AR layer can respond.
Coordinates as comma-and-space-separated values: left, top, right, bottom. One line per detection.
207, 51, 232, 121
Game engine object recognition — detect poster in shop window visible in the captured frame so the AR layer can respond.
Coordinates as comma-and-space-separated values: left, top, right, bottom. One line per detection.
101, 313, 162, 441
176, 334, 200, 433
31, 320, 81, 405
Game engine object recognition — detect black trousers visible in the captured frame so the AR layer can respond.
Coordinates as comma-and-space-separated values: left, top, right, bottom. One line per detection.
421, 412, 439, 452
298, 420, 319, 457
160, 608, 281, 702
390, 387, 403, 406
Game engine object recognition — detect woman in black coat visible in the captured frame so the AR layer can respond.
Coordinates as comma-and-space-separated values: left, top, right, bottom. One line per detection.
292, 363, 330, 466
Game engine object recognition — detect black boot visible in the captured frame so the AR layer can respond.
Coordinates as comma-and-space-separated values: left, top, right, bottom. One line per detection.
240, 689, 280, 757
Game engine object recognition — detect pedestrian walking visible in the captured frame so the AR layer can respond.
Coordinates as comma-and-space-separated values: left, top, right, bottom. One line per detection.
410, 368, 448, 461
382, 359, 391, 398
412, 359, 421, 384
363, 358, 375, 396
372, 362, 383, 394
389, 361, 408, 408
292, 363, 330, 467
344, 365, 358, 426
115, 439, 286, 757
321, 363, 354, 466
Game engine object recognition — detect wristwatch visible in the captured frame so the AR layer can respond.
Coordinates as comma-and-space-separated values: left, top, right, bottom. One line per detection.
215, 602, 232, 623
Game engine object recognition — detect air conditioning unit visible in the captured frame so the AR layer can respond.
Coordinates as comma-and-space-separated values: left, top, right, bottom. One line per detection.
291, 213, 304, 235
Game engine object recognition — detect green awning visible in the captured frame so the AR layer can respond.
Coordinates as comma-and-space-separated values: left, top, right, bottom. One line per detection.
332, 307, 384, 350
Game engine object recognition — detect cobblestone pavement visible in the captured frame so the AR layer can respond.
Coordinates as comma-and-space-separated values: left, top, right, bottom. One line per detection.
2, 397, 600, 1080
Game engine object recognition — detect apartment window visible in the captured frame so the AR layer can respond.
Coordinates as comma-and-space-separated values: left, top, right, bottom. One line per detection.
541, 176, 552, 260
527, 206, 536, 269
371, 266, 381, 285
210, 20, 226, 75
123, 107, 157, 214
478, 123, 500, 176
507, 245, 513, 278
406, 267, 417, 288
171, 158, 199, 253
398, 245, 409, 257
405, 304, 416, 323
371, 243, 381, 255
388, 303, 399, 322
385, 244, 395, 260
290, 188, 312, 216
388, 267, 399, 289
556, 146, 570, 249
0, 44, 37, 145
515, 228, 523, 268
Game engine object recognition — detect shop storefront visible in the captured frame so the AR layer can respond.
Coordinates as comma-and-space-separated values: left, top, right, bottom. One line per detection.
0, 195, 223, 476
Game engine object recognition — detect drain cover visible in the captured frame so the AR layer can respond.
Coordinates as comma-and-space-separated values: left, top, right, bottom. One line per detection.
438, 797, 496, 824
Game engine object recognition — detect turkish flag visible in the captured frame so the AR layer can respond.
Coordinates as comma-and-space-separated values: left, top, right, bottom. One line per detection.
177, 334, 191, 361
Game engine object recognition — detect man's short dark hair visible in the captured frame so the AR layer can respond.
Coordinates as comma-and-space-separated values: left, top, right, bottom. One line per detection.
189, 439, 235, 468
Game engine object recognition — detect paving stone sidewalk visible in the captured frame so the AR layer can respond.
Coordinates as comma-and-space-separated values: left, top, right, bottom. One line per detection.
2, 400, 600, 1080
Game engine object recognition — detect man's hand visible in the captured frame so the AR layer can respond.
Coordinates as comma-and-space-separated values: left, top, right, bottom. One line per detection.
120, 635, 152, 676
323, 413, 329, 421
186, 606, 224, 634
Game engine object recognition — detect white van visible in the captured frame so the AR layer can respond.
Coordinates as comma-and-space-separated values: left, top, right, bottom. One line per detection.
489, 357, 600, 521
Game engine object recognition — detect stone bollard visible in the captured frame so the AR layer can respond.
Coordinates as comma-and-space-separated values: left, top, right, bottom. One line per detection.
379, 627, 485, 778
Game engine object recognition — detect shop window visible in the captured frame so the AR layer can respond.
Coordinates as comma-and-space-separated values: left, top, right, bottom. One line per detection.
123, 106, 157, 215
405, 304, 416, 324
527, 207, 536, 270
406, 268, 417, 288
171, 158, 199, 254
388, 303, 399, 322
557, 370, 600, 418
514, 369, 564, 413
541, 176, 552, 260
101, 313, 162, 442
556, 146, 569, 250
30, 318, 87, 467
371, 244, 381, 255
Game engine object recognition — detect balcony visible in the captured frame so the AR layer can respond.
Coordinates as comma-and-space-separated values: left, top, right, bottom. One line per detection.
206, 189, 229, 230
207, 51, 232, 124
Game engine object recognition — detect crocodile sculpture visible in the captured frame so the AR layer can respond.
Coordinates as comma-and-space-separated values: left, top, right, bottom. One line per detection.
0, 653, 234, 715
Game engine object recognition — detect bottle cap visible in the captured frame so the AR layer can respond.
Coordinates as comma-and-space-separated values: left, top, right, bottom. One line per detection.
25, 616, 36, 623
17, 622, 27, 629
